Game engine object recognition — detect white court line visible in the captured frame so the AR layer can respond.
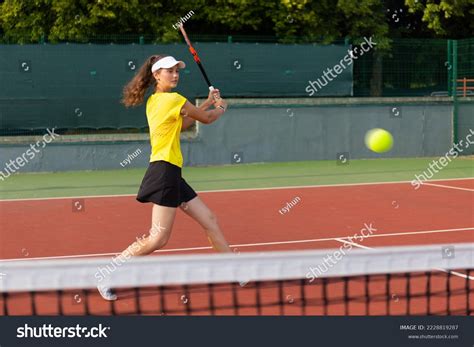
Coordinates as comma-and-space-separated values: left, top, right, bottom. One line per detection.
422, 182, 474, 192
438, 269, 474, 280
1, 226, 472, 263
335, 238, 371, 249
333, 239, 474, 281
1, 177, 473, 202
351, 227, 474, 239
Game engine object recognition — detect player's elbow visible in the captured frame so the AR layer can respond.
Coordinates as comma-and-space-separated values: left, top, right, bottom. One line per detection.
192, 110, 216, 124
205, 117, 216, 125
202, 113, 215, 124
188, 114, 208, 124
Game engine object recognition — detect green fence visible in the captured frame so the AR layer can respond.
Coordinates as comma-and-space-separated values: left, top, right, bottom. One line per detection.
0, 37, 473, 136
0, 42, 352, 135
354, 39, 447, 97
458, 38, 474, 83
451, 38, 474, 143
354, 37, 473, 97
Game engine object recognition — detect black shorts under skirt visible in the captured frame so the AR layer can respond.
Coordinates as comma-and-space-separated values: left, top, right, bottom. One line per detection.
136, 160, 197, 208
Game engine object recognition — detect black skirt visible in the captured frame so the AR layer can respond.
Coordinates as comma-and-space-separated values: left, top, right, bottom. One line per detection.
136, 161, 197, 208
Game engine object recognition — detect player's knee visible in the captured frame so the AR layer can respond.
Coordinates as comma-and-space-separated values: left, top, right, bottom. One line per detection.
150, 235, 169, 250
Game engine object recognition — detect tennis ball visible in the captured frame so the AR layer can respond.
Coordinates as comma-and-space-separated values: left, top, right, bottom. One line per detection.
365, 128, 393, 153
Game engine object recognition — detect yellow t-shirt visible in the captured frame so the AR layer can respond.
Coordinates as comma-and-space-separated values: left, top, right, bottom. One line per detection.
146, 92, 187, 167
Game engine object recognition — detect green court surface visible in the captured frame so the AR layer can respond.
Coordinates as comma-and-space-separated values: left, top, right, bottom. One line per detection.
1, 157, 472, 200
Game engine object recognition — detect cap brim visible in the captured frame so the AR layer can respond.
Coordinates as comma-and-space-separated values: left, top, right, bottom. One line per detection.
161, 61, 186, 69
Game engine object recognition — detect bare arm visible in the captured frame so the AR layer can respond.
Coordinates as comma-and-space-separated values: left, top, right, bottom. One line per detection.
180, 101, 225, 124
198, 98, 214, 111
180, 89, 227, 124
181, 116, 196, 130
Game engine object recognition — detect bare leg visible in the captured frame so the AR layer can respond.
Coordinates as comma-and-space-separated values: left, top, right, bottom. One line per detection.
121, 204, 177, 257
180, 196, 232, 253
98, 204, 176, 301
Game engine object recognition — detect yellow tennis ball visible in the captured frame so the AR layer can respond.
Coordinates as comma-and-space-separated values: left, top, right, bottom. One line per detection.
365, 128, 393, 153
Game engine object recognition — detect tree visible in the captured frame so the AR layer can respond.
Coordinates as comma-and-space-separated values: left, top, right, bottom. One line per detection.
0, 0, 202, 43
406, 0, 474, 38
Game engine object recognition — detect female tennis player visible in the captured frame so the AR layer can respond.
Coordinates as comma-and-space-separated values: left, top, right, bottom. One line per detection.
98, 55, 231, 300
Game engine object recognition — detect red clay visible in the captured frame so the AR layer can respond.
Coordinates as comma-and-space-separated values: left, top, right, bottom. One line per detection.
1, 180, 472, 259
1, 179, 473, 315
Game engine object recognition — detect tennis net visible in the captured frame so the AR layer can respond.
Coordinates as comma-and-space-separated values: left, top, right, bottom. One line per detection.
1, 244, 472, 316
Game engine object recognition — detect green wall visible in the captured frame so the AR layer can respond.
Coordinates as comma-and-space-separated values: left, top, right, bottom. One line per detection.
0, 43, 352, 132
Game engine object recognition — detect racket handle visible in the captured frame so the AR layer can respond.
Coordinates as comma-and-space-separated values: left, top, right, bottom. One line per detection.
209, 86, 221, 100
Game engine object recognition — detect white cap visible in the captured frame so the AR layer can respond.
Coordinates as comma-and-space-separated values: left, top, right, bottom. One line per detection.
151, 56, 186, 73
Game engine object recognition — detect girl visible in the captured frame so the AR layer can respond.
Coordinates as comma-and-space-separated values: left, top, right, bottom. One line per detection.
98, 55, 231, 300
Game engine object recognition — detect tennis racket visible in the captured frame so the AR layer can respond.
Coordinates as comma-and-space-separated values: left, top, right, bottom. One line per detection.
178, 24, 215, 92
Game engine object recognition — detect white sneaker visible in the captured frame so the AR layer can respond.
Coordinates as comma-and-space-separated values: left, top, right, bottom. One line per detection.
97, 285, 117, 301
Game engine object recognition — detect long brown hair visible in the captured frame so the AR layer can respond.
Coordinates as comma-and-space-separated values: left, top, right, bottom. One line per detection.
122, 54, 168, 107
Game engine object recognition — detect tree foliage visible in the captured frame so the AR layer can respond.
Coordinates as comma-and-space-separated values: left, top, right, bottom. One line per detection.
405, 0, 474, 38
0, 0, 472, 44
